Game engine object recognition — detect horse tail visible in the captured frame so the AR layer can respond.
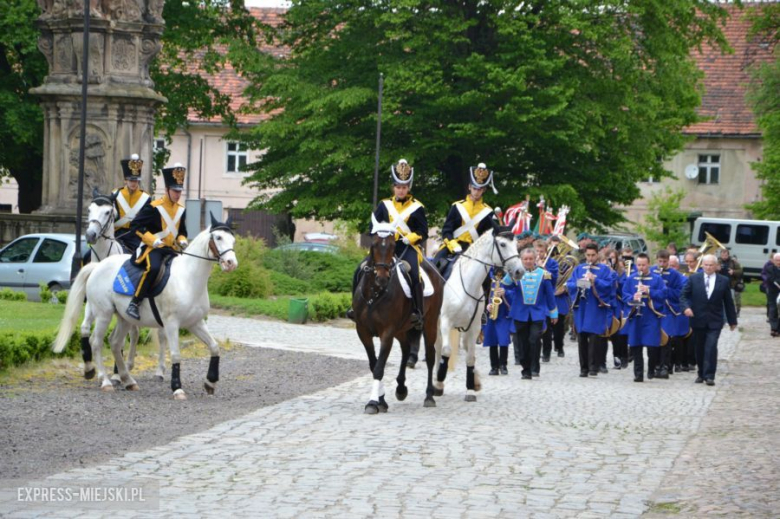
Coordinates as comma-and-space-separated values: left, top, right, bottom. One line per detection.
53, 263, 98, 353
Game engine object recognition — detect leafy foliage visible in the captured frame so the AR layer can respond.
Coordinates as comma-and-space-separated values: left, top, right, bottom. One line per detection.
238, 0, 732, 230
745, 3, 780, 219
209, 235, 273, 298
634, 187, 690, 249
0, 288, 27, 302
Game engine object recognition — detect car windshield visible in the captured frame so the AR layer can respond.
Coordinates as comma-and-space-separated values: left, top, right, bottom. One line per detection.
0, 237, 39, 263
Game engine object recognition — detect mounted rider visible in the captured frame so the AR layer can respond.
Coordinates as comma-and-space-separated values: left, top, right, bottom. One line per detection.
433, 162, 499, 279
113, 154, 151, 252
347, 159, 428, 330
125, 163, 189, 320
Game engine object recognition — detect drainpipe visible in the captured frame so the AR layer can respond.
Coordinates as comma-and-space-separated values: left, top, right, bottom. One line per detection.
184, 128, 192, 199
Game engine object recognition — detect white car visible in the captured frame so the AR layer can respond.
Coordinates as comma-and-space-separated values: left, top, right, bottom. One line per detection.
0, 233, 88, 300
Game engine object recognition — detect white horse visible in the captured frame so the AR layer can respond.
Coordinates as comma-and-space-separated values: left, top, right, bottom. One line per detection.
54, 219, 238, 399
433, 229, 525, 401
81, 194, 149, 383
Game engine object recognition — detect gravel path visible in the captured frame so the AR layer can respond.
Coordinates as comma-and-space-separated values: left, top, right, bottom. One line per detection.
0, 342, 365, 480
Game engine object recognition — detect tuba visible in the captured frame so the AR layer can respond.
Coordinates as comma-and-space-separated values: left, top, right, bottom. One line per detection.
693, 231, 727, 272
553, 235, 580, 294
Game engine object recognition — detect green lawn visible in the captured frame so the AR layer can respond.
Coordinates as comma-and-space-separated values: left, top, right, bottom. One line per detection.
0, 300, 65, 334
739, 280, 766, 307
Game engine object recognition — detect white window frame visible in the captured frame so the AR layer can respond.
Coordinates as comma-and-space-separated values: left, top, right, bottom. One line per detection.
153, 137, 166, 154
697, 154, 720, 185
225, 141, 249, 176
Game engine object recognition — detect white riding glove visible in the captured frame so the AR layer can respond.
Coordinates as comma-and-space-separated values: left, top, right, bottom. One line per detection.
179, 240, 188, 250
402, 236, 411, 245
452, 243, 463, 253
153, 238, 164, 248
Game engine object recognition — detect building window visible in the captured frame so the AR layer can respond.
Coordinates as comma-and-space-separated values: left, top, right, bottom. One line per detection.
153, 138, 166, 153
698, 154, 720, 185
226, 142, 248, 174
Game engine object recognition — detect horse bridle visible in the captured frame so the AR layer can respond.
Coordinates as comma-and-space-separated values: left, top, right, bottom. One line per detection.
87, 209, 123, 261
177, 232, 235, 262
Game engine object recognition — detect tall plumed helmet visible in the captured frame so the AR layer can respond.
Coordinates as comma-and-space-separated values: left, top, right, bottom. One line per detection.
120, 153, 143, 181
469, 162, 497, 194
390, 159, 414, 189
161, 162, 186, 191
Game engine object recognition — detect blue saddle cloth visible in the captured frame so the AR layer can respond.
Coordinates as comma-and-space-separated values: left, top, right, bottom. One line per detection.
113, 256, 173, 297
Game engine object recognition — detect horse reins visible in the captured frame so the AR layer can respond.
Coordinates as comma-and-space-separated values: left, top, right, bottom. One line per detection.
175, 233, 234, 262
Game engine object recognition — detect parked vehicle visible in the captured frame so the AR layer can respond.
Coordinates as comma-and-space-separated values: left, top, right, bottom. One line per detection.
691, 217, 780, 279
590, 233, 648, 254
274, 242, 339, 254
0, 233, 88, 300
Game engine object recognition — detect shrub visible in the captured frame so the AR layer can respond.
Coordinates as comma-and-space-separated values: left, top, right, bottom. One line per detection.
39, 283, 53, 303
0, 288, 26, 301
308, 292, 351, 322
56, 291, 68, 304
210, 261, 272, 298
0, 331, 80, 371
269, 270, 309, 295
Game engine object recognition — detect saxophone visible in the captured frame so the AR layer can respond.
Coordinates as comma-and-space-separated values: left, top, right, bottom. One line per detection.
489, 269, 504, 320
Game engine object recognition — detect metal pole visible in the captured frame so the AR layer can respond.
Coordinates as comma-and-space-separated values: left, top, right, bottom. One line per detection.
71, 0, 90, 280
372, 73, 384, 209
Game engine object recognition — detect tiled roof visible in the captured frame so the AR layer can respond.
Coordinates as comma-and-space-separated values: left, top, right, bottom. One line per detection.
187, 6, 775, 134
186, 8, 287, 126
685, 4, 775, 136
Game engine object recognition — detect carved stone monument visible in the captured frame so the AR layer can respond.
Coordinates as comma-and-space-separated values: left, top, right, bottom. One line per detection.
31, 0, 166, 214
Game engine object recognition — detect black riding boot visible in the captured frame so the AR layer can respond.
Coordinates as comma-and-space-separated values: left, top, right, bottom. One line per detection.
346, 264, 362, 321
411, 282, 424, 331
126, 296, 141, 320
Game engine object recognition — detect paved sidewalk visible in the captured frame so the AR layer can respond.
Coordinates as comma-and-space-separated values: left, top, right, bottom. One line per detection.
4, 309, 774, 518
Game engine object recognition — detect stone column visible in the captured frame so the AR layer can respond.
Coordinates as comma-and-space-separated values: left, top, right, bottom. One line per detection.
31, 0, 166, 215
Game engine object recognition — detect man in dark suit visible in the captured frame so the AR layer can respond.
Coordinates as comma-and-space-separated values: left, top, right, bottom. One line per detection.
680, 254, 738, 386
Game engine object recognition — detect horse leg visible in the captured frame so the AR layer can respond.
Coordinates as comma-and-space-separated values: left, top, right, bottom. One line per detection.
110, 320, 139, 391
126, 325, 140, 371
422, 318, 439, 408
155, 329, 166, 381
188, 319, 221, 395
165, 324, 186, 400
108, 325, 123, 388
365, 333, 393, 414
395, 332, 410, 402
356, 326, 377, 373
80, 302, 95, 380
92, 315, 113, 391
434, 322, 454, 397
463, 331, 479, 402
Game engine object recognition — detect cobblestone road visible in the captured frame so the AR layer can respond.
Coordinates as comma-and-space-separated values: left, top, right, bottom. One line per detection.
3, 309, 776, 518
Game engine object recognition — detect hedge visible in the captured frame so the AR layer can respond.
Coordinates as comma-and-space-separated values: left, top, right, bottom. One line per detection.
0, 331, 80, 371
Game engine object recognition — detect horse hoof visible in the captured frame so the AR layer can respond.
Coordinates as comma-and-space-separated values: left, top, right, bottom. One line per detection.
378, 396, 389, 413
173, 389, 187, 400
423, 397, 436, 408
100, 384, 114, 392
155, 375, 164, 382
364, 401, 379, 414
433, 388, 444, 397
464, 394, 477, 402
110, 378, 121, 388
204, 382, 215, 395
395, 387, 408, 401
84, 368, 96, 380
125, 383, 140, 391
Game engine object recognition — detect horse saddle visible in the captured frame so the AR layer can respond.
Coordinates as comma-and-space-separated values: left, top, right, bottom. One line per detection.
113, 255, 174, 297
397, 262, 434, 298
435, 253, 459, 281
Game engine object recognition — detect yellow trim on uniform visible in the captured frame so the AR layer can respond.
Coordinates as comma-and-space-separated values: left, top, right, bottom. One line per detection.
116, 187, 147, 229
453, 198, 489, 245
135, 255, 151, 297
151, 196, 184, 248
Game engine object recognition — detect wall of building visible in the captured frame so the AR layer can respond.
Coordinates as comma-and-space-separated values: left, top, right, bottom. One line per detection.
0, 177, 20, 214
622, 136, 763, 226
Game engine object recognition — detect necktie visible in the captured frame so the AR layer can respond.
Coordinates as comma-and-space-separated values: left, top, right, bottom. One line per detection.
705, 275, 711, 298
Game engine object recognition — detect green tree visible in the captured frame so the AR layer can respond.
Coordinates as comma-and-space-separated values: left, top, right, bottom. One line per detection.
239, 0, 732, 230
635, 187, 689, 250
0, 0, 261, 212
746, 3, 780, 219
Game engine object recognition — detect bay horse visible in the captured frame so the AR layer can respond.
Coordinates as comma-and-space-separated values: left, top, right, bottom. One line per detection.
53, 217, 238, 399
434, 229, 525, 402
353, 223, 444, 413
82, 191, 167, 384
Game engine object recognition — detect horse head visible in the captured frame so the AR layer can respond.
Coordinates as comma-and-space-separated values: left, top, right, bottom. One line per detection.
370, 222, 396, 290
86, 189, 117, 245
209, 213, 238, 272
490, 230, 525, 280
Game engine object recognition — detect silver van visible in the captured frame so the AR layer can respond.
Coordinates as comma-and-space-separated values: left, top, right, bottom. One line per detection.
691, 217, 780, 279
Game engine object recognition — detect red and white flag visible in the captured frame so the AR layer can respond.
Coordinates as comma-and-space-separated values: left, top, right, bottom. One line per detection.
553, 205, 570, 236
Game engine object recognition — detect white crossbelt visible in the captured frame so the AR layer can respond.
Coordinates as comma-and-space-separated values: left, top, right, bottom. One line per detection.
154, 205, 185, 241
114, 191, 150, 228
381, 199, 421, 236
453, 204, 492, 242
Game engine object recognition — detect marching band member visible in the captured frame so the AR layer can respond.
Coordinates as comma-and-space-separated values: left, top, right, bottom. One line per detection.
652, 250, 688, 378
681, 251, 702, 369
606, 249, 629, 370
113, 153, 151, 252
505, 248, 558, 380
535, 238, 559, 372
347, 159, 428, 331
668, 255, 693, 372
567, 243, 614, 377
126, 163, 188, 320
484, 267, 514, 376
622, 253, 667, 382
542, 236, 569, 359
433, 162, 499, 278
